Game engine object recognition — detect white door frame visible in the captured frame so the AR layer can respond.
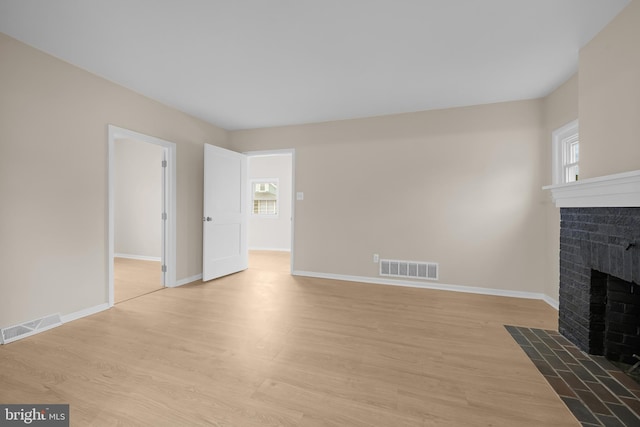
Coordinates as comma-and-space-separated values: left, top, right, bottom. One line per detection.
244, 149, 296, 274
107, 125, 177, 306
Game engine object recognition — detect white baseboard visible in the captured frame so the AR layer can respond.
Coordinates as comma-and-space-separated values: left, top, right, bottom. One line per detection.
114, 253, 161, 262
293, 270, 559, 309
249, 247, 291, 252
61, 303, 110, 324
172, 274, 203, 288
542, 294, 560, 310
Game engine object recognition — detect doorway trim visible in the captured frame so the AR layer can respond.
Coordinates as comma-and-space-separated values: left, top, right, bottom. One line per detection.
107, 125, 177, 306
244, 148, 296, 274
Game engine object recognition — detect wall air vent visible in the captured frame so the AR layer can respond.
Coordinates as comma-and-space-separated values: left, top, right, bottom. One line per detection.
380, 259, 438, 281
0, 313, 62, 344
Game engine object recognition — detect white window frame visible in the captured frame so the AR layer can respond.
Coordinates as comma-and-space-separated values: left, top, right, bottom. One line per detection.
250, 178, 279, 218
552, 119, 579, 185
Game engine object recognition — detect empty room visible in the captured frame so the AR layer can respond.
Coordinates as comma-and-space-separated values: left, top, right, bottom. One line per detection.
1, 1, 640, 426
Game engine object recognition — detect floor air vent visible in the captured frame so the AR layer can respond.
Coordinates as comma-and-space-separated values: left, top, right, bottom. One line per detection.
380, 259, 438, 280
1, 313, 62, 344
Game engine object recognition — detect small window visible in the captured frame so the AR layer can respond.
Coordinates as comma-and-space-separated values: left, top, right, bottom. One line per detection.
552, 120, 579, 184
251, 179, 278, 216
563, 134, 579, 183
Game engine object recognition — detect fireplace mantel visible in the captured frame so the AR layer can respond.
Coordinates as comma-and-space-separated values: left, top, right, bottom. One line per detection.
543, 170, 640, 208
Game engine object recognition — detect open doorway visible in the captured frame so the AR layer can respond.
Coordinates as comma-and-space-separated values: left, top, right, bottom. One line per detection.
108, 125, 176, 306
246, 150, 294, 273
113, 138, 164, 303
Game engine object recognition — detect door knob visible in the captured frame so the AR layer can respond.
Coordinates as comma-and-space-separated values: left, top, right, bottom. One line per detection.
203, 216, 213, 222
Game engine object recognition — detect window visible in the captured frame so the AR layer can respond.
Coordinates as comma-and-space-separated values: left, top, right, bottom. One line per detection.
563, 134, 579, 183
552, 120, 579, 184
251, 179, 278, 216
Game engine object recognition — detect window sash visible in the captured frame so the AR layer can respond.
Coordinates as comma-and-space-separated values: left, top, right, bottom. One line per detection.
564, 162, 579, 183
552, 120, 579, 185
253, 199, 277, 215
251, 179, 279, 216
562, 135, 579, 183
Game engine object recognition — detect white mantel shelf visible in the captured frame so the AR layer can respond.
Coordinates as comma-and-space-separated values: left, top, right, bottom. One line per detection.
543, 170, 640, 208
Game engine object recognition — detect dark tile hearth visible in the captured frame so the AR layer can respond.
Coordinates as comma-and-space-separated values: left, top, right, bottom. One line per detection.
505, 325, 640, 427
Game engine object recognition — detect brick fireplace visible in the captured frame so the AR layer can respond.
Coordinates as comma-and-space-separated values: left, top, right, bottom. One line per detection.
546, 171, 640, 365
559, 207, 640, 364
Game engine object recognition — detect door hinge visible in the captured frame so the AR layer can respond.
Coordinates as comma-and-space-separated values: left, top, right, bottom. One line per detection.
162, 212, 167, 220
161, 160, 167, 168
162, 265, 167, 273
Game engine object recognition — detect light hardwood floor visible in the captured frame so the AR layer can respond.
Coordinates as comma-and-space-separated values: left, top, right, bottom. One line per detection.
114, 257, 163, 303
0, 251, 578, 426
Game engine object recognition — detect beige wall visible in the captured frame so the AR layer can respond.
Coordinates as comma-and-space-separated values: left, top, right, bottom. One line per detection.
0, 33, 228, 327
231, 100, 548, 294
579, 0, 640, 178
541, 74, 579, 303
114, 138, 164, 259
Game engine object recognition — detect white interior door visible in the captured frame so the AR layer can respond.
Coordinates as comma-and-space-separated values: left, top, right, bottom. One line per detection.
203, 143, 248, 281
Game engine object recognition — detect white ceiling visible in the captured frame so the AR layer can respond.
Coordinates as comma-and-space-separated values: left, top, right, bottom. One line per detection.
0, 0, 630, 130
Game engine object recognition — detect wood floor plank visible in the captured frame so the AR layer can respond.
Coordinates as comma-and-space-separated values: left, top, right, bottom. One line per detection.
0, 251, 579, 426
114, 257, 163, 303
